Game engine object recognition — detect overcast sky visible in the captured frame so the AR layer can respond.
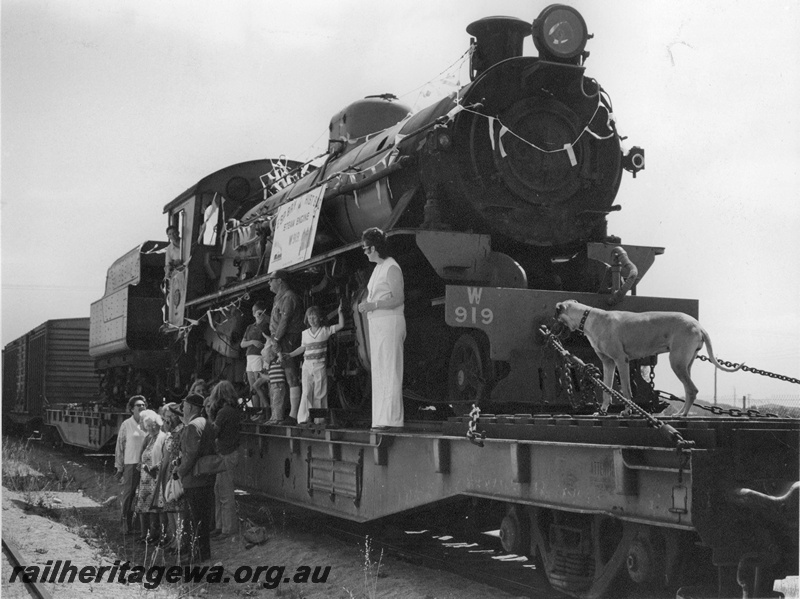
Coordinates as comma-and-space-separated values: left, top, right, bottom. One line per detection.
2, 0, 799, 404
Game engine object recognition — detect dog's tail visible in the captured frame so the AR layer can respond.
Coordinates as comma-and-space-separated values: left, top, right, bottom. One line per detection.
701, 329, 744, 372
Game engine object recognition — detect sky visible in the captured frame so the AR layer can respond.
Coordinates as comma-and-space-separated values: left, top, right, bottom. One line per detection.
2, 0, 799, 405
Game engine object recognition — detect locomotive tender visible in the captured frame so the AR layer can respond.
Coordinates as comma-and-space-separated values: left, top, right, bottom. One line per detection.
55, 4, 800, 597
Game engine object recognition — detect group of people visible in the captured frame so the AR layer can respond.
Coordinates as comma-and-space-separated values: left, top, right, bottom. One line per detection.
242, 227, 406, 431
241, 269, 303, 425
115, 227, 405, 562
114, 379, 241, 564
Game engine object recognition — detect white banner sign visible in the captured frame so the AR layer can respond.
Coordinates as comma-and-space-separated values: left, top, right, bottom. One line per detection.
268, 185, 326, 272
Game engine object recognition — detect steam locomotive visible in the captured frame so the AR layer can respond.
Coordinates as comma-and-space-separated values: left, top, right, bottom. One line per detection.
148, 5, 656, 416
15, 5, 797, 598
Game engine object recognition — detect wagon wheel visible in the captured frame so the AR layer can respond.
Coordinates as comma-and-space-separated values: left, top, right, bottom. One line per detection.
335, 370, 371, 412
447, 332, 493, 415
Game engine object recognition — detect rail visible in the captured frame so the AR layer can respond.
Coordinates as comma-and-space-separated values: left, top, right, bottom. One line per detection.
2, 535, 54, 599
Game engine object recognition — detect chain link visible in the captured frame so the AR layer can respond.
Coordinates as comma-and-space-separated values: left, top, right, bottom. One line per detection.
556, 360, 578, 407
466, 404, 486, 447
697, 355, 800, 385
655, 390, 779, 418
539, 325, 695, 454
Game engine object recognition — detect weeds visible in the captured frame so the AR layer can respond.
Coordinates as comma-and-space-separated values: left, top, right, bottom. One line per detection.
342, 535, 384, 599
2, 435, 27, 464
2, 436, 42, 489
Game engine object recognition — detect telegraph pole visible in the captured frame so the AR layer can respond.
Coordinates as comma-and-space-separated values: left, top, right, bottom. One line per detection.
714, 369, 717, 405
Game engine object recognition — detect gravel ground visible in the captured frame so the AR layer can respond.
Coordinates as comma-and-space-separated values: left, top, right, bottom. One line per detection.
2, 439, 526, 599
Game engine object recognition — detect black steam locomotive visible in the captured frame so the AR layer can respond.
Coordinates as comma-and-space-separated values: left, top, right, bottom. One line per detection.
146, 5, 655, 416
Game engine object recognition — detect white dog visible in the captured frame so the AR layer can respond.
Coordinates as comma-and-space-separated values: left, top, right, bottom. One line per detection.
555, 299, 742, 416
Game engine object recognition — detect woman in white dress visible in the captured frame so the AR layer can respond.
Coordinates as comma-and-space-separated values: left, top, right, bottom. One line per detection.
357, 228, 406, 430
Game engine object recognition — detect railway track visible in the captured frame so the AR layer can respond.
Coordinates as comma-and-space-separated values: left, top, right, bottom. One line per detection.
324, 519, 563, 598
235, 491, 566, 598
236, 490, 678, 599
2, 535, 54, 599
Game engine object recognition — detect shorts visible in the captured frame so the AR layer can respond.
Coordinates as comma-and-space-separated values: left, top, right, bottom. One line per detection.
246, 354, 263, 372
270, 382, 287, 404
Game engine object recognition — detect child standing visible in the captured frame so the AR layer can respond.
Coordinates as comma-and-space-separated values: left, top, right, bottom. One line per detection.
255, 336, 287, 424
285, 303, 345, 425
240, 301, 268, 420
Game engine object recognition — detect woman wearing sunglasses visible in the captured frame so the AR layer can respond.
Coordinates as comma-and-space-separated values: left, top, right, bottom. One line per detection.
114, 395, 148, 535
357, 228, 406, 431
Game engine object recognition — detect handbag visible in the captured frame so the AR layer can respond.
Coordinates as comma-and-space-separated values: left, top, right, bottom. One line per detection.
164, 477, 184, 503
192, 418, 227, 476
243, 522, 268, 549
193, 453, 226, 476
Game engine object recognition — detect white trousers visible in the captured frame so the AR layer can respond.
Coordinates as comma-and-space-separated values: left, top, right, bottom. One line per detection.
298, 360, 328, 424
368, 314, 405, 427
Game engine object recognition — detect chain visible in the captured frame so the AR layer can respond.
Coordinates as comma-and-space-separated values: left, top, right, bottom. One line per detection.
555, 361, 578, 406
539, 325, 695, 454
655, 390, 779, 418
697, 355, 800, 385
581, 368, 598, 405
466, 404, 486, 447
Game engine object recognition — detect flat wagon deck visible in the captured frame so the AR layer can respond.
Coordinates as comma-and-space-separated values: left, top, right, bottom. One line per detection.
235, 415, 799, 598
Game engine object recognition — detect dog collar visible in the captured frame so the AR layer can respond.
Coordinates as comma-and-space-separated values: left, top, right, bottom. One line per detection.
578, 309, 590, 334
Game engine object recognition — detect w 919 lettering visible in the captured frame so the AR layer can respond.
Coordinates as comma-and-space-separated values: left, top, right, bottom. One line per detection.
453, 305, 493, 326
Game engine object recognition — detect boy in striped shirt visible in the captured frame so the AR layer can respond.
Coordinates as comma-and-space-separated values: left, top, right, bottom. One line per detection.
255, 336, 287, 424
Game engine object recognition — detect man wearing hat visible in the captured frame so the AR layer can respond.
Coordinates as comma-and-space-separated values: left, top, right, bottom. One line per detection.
267, 270, 304, 424
175, 393, 216, 562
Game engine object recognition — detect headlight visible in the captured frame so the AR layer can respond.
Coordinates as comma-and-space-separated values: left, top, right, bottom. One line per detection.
532, 4, 589, 63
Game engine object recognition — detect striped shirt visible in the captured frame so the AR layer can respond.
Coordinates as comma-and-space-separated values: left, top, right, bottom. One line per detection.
268, 359, 286, 384
302, 326, 337, 363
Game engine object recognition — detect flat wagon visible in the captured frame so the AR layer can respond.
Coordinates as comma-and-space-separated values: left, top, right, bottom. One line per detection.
235, 405, 799, 599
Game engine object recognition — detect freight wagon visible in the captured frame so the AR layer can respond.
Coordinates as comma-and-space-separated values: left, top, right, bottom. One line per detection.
1, 319, 124, 449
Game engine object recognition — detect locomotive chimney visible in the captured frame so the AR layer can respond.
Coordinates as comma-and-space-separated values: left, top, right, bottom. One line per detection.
466, 16, 531, 81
